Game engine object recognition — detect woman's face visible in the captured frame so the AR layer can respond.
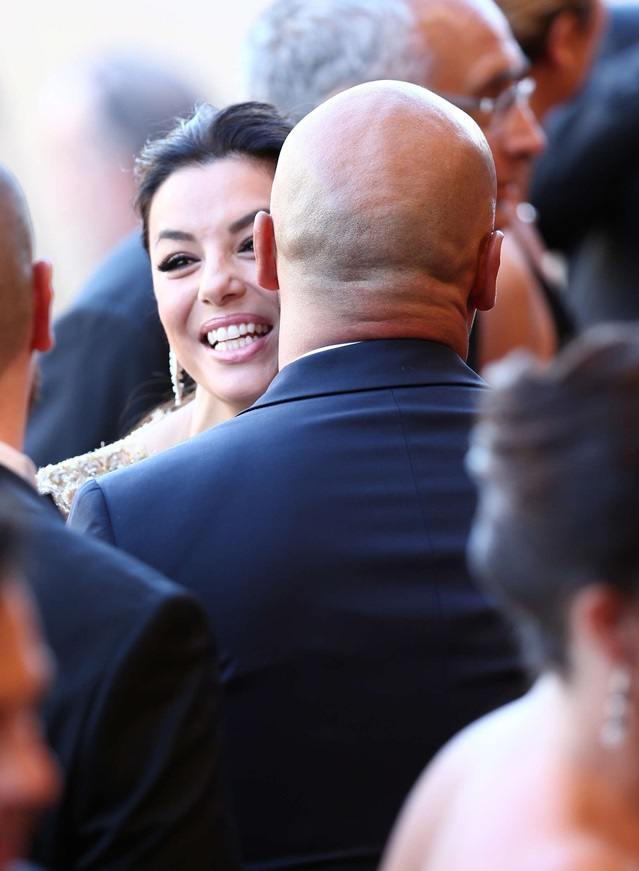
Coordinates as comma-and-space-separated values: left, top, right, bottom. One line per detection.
149, 156, 279, 413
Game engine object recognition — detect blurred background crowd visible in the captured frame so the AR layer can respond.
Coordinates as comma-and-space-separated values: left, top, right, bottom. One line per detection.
2, 1, 263, 309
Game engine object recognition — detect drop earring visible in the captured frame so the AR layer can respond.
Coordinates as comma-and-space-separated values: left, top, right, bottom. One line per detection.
600, 665, 632, 749
169, 349, 184, 408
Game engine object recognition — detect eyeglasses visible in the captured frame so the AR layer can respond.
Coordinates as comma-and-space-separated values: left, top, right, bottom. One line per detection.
439, 77, 536, 126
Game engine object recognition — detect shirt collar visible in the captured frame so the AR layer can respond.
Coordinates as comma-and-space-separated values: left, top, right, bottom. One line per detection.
0, 442, 37, 488
290, 341, 360, 364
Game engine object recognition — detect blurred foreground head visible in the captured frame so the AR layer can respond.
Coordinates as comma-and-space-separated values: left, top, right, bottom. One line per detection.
254, 80, 500, 364
0, 168, 53, 449
496, 0, 607, 117
0, 510, 58, 869
468, 324, 639, 675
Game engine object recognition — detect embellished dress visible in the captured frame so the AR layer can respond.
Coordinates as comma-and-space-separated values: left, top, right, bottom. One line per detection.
36, 412, 165, 517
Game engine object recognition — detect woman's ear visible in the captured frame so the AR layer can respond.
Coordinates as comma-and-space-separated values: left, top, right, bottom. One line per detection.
572, 584, 639, 666
31, 259, 54, 353
254, 211, 279, 292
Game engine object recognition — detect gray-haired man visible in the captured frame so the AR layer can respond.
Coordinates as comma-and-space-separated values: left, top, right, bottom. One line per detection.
245, 0, 544, 231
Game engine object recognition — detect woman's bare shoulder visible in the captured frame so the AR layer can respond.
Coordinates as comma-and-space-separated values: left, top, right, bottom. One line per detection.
381, 700, 523, 871
522, 835, 639, 871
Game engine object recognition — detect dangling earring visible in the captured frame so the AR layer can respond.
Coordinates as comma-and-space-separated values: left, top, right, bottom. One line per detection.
169, 349, 184, 408
600, 665, 632, 749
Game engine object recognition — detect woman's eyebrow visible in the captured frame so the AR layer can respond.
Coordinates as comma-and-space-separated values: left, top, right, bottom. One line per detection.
155, 229, 196, 247
229, 208, 269, 234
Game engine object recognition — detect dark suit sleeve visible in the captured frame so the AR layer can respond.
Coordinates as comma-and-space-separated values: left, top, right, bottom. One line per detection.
532, 44, 639, 252
71, 589, 240, 870
68, 479, 116, 544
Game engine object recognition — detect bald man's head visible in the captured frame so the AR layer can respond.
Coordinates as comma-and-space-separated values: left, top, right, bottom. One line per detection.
258, 81, 498, 357
0, 169, 35, 372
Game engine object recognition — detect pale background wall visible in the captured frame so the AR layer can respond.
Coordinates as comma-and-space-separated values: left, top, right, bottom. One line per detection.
1, 0, 271, 310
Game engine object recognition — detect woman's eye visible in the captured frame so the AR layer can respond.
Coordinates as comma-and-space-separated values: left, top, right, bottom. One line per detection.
238, 236, 255, 255
157, 253, 196, 273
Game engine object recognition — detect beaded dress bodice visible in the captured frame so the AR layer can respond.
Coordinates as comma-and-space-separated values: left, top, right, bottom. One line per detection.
37, 434, 149, 517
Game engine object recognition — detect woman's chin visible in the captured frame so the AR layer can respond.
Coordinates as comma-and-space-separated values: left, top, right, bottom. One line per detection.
195, 370, 277, 416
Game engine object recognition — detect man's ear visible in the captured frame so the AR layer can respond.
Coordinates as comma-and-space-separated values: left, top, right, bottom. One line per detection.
254, 211, 279, 292
469, 230, 503, 314
31, 259, 54, 352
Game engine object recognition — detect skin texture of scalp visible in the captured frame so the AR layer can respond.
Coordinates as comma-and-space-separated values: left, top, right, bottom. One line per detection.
262, 80, 498, 362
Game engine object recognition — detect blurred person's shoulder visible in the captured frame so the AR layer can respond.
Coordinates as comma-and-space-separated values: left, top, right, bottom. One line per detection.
68, 231, 153, 317
520, 835, 639, 871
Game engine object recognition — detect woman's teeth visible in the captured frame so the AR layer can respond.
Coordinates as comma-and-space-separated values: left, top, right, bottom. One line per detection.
206, 322, 270, 352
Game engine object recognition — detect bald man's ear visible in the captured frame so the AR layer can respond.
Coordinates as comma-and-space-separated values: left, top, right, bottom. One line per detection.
31, 259, 54, 353
469, 230, 503, 314
254, 211, 279, 292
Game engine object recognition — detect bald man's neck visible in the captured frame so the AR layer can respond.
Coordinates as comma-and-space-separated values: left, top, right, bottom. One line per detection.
277, 291, 471, 368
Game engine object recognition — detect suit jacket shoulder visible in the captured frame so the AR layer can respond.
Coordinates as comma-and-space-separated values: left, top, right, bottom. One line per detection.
0, 468, 238, 870
70, 340, 523, 870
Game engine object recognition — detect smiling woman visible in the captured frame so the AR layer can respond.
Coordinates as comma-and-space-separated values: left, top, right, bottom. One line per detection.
147, 156, 280, 427
37, 102, 293, 515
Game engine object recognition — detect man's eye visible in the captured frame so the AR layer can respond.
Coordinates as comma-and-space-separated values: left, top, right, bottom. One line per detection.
157, 254, 196, 272
238, 237, 255, 255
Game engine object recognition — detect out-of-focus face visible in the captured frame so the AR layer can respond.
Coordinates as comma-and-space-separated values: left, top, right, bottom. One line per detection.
565, 0, 608, 98
413, 0, 546, 228
149, 157, 280, 414
0, 578, 58, 869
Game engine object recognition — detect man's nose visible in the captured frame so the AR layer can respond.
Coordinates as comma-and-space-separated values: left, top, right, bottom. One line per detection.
502, 98, 546, 159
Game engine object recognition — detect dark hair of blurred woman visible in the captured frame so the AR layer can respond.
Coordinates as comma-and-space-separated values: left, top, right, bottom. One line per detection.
383, 325, 639, 870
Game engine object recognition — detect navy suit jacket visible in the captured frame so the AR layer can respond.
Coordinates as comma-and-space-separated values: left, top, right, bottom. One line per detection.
0, 466, 238, 870
70, 339, 526, 870
25, 232, 169, 467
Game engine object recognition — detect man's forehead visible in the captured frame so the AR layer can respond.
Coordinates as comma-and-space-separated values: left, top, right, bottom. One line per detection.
411, 0, 527, 95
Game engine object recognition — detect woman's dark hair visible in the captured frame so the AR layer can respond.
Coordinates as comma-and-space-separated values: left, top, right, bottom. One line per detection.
135, 101, 293, 250
498, 1, 596, 63
467, 324, 639, 675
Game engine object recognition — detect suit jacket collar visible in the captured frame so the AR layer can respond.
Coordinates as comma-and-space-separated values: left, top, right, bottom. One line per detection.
242, 338, 483, 413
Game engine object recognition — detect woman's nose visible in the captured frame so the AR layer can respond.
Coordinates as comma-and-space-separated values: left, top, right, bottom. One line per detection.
197, 260, 246, 306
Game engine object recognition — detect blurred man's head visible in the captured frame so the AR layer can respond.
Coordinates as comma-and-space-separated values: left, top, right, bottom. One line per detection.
496, 0, 607, 120
255, 80, 500, 364
408, 0, 545, 225
0, 515, 58, 869
0, 168, 53, 449
245, 0, 545, 228
245, 0, 426, 120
